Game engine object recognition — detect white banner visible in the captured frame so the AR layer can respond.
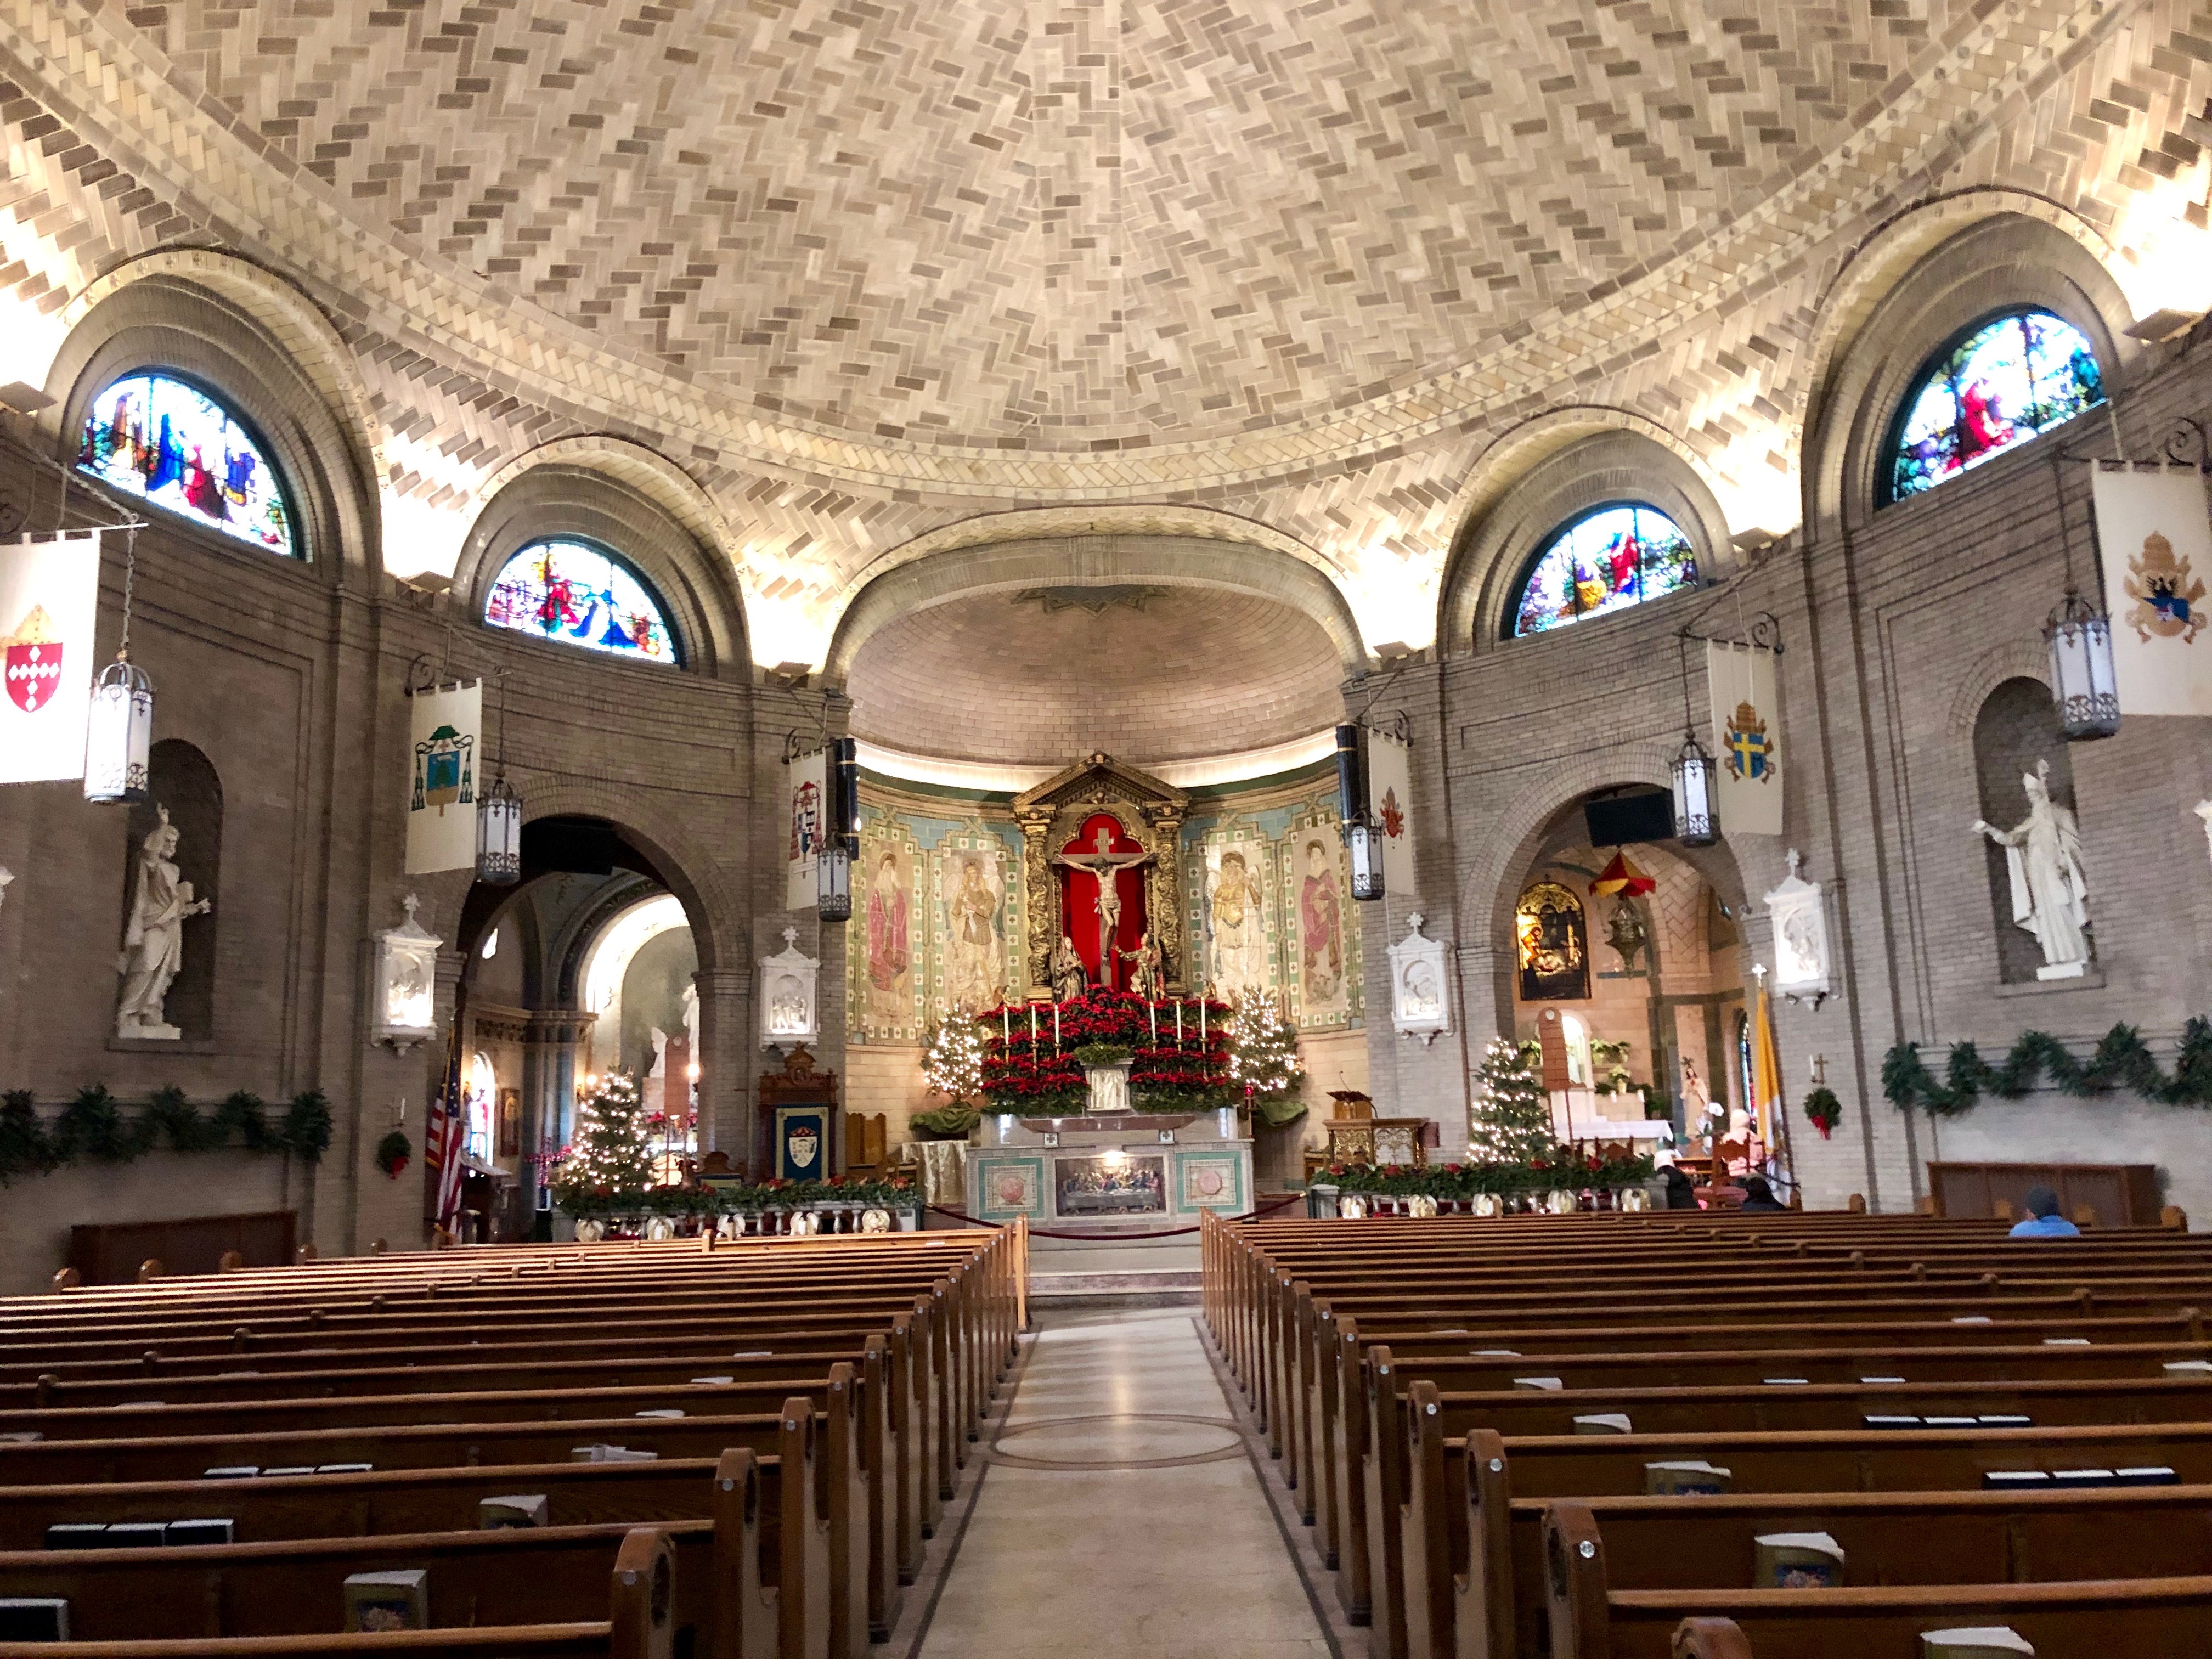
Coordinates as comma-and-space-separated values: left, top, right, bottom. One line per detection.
1707, 641, 1782, 837
1366, 730, 1416, 891
2091, 464, 2212, 716
786, 747, 826, 910
0, 529, 102, 784
404, 681, 482, 874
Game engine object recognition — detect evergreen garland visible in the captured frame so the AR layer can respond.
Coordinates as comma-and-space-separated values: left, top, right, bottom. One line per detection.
0, 1085, 334, 1185
1882, 1017, 2212, 1119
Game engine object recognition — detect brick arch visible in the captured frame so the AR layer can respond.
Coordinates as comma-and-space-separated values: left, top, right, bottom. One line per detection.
514, 778, 743, 977
1947, 641, 2051, 742
1796, 191, 2137, 537
1436, 414, 1735, 652
55, 247, 387, 507
472, 438, 740, 574
819, 523, 1369, 687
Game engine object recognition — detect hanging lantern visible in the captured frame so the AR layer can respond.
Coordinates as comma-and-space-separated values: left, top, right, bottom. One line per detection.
2044, 586, 2120, 741
1335, 723, 1383, 901
83, 652, 154, 804
1345, 817, 1384, 902
1671, 730, 1718, 847
819, 735, 857, 923
475, 772, 523, 884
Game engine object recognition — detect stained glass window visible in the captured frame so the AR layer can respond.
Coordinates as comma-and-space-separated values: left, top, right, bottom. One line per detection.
1886, 309, 2104, 502
75, 374, 296, 557
1511, 504, 1699, 637
483, 538, 679, 664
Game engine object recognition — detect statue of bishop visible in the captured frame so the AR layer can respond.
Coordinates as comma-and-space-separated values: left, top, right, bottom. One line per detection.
115, 807, 212, 1039
1973, 760, 2091, 978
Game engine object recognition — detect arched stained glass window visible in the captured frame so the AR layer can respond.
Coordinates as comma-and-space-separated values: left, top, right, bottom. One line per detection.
1511, 504, 1698, 637
75, 374, 296, 557
484, 538, 678, 665
1886, 309, 2104, 502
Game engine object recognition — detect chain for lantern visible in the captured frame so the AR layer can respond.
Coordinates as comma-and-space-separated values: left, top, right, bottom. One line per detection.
84, 522, 154, 804
475, 662, 523, 884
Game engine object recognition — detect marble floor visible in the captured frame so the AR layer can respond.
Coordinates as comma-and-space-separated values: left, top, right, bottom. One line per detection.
906, 1308, 1339, 1659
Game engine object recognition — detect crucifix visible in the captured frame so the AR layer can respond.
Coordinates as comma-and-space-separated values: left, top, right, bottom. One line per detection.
1052, 823, 1154, 991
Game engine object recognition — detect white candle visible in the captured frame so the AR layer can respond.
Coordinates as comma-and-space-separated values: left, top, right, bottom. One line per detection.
1030, 1004, 1037, 1048
1175, 1001, 1183, 1044
1200, 999, 1206, 1043
1053, 1003, 1061, 1050
1149, 1001, 1158, 1043
1002, 1006, 1010, 1045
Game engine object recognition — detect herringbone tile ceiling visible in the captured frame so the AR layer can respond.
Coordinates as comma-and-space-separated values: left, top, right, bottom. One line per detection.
134, 0, 1963, 448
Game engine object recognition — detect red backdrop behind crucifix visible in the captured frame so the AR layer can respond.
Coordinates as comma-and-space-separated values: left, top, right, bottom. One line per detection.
1054, 812, 1153, 992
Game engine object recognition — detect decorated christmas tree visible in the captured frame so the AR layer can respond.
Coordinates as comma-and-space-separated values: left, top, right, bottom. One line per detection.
1229, 991, 1306, 1127
1469, 1036, 1553, 1165
922, 1005, 985, 1102
552, 1071, 655, 1200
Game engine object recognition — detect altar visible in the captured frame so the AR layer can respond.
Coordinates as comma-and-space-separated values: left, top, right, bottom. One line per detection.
964, 1108, 1252, 1233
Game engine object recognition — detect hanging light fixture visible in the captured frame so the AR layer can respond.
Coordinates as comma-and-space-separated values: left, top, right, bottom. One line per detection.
818, 735, 856, 923
2044, 456, 2119, 740
475, 668, 523, 883
1336, 723, 1384, 901
84, 524, 153, 805
1670, 635, 1718, 847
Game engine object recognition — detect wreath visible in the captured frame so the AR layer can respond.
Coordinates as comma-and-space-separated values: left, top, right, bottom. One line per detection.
375, 1129, 412, 1179
1802, 1086, 1843, 1141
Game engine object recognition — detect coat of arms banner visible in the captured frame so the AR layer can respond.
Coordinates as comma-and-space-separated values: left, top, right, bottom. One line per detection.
2090, 463, 2212, 716
785, 746, 825, 910
1706, 640, 1782, 836
1367, 730, 1416, 891
0, 529, 102, 786
404, 679, 482, 873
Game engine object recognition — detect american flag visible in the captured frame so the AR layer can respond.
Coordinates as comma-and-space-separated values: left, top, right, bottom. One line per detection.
425, 1090, 467, 1230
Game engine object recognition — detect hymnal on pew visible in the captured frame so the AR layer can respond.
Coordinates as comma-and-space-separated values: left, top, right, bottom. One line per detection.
164, 1519, 234, 1546
1512, 1376, 1563, 1391
1753, 1531, 1845, 1588
1572, 1413, 1632, 1436
0, 1599, 68, 1641
42, 1524, 108, 1550
1644, 1460, 1731, 1494
103, 1522, 166, 1549
203, 1466, 258, 1478
479, 1494, 549, 1529
1921, 1627, 2034, 1656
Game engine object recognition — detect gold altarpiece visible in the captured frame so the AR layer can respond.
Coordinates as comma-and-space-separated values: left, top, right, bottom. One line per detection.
1011, 753, 1189, 1002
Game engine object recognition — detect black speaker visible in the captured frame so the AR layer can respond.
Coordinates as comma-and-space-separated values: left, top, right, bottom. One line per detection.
1584, 788, 1674, 848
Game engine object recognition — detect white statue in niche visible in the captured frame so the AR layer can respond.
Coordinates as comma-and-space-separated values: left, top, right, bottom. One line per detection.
0, 865, 13, 910
1972, 759, 2092, 979
2196, 801, 2212, 870
115, 806, 212, 1040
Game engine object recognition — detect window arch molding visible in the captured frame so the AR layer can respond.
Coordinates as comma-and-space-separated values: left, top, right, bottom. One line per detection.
1439, 425, 1733, 651
47, 275, 379, 581
455, 462, 746, 679
1802, 209, 2134, 538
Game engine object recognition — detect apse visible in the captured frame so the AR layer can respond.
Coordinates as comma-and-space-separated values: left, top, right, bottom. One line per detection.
843, 582, 1344, 772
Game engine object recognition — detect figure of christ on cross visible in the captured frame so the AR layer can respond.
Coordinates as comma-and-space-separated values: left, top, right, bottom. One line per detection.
1051, 817, 1155, 992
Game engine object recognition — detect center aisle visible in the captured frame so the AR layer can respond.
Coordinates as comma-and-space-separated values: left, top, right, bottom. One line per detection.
913, 1307, 1336, 1659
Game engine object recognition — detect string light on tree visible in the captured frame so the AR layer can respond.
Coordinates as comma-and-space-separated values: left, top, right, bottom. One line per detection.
922, 1006, 985, 1102
1229, 991, 1305, 1125
1469, 1036, 1553, 1164
552, 1071, 655, 1200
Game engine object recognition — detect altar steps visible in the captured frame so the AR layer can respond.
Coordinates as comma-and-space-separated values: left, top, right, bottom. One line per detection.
1028, 1268, 1202, 1310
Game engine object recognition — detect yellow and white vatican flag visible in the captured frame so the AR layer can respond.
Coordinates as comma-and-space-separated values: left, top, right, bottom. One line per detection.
404, 679, 482, 873
2090, 464, 2212, 716
1751, 978, 1783, 1150
1706, 641, 1782, 836
0, 529, 102, 785
1365, 729, 1416, 891
785, 746, 826, 909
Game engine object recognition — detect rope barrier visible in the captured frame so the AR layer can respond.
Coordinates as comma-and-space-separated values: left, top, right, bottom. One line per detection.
924, 1190, 1303, 1239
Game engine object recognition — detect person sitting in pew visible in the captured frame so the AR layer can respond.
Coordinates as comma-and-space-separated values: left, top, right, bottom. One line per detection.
2010, 1186, 2081, 1239
1737, 1176, 1787, 1214
1660, 1166, 1699, 1210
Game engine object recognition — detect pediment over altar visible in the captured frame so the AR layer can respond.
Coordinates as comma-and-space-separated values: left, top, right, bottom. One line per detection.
1011, 754, 1190, 1003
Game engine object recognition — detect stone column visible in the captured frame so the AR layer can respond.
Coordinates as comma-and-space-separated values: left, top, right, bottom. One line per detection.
694, 966, 754, 1169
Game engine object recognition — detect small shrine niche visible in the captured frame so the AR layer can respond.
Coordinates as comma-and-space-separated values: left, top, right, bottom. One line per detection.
1762, 849, 1832, 1007
372, 894, 441, 1050
759, 926, 821, 1049
1387, 912, 1450, 1043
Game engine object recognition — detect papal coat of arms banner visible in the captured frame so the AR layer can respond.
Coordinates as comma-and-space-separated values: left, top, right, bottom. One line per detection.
2090, 464, 2212, 717
785, 746, 825, 910
1366, 730, 1417, 891
0, 530, 102, 785
1707, 641, 1782, 836
403, 679, 482, 873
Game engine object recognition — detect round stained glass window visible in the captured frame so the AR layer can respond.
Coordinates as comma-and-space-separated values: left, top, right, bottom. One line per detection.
483, 538, 679, 665
75, 374, 297, 557
1510, 504, 1699, 638
1886, 309, 2104, 503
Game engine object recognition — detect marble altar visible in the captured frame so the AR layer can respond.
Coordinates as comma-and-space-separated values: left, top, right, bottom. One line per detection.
964, 1109, 1253, 1233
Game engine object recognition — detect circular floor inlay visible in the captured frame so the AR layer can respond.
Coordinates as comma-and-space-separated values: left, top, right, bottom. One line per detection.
985, 1412, 1246, 1471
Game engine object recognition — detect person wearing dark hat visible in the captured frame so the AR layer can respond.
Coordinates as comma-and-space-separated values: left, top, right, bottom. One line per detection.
2008, 1185, 2080, 1238
1737, 1175, 1788, 1213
